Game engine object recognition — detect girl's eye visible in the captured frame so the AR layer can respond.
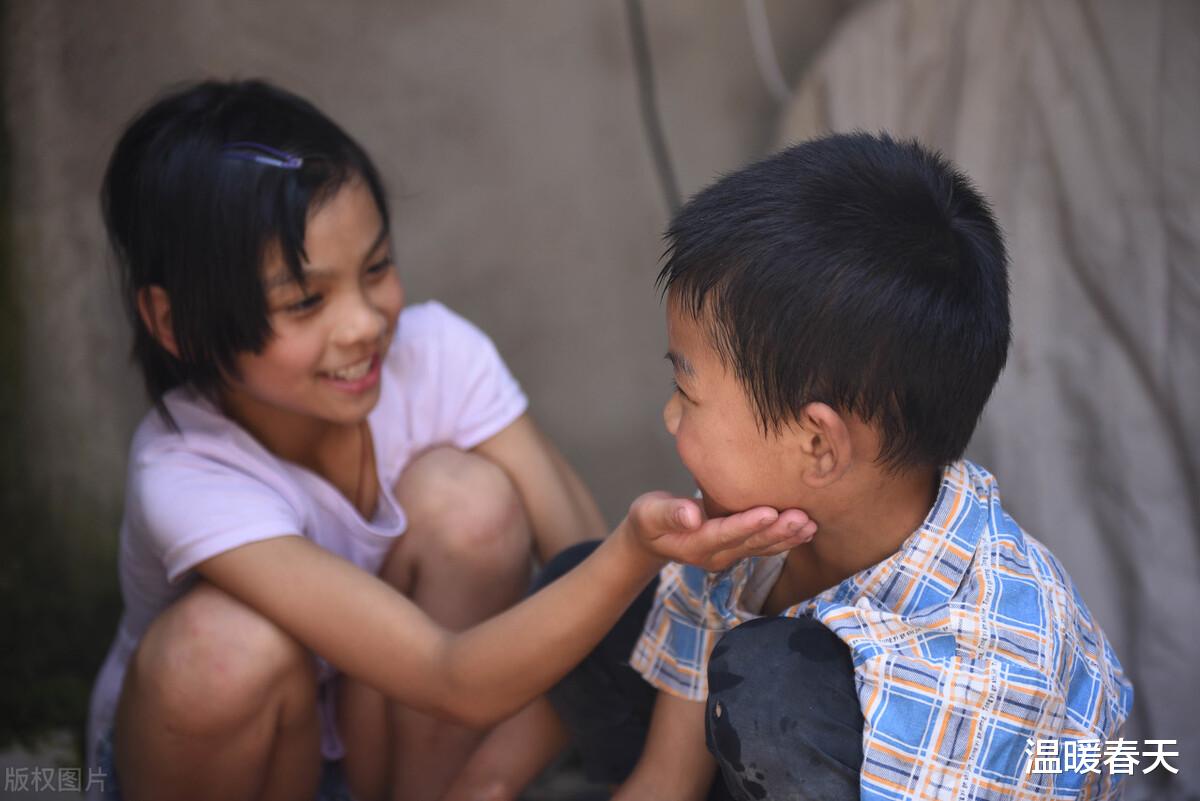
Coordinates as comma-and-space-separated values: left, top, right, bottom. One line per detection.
286, 294, 323, 314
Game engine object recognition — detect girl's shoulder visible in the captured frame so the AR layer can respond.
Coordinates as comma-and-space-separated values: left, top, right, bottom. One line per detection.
375, 300, 526, 455
128, 387, 297, 499
125, 390, 307, 581
391, 300, 492, 353
382, 300, 508, 387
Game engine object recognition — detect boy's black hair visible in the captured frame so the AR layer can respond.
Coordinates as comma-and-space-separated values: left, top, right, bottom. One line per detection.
658, 132, 1010, 470
101, 79, 390, 422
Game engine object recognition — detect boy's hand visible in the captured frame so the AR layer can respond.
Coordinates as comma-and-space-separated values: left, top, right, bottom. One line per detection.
621, 492, 816, 572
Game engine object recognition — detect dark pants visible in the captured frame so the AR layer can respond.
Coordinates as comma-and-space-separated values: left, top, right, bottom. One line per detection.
536, 542, 864, 801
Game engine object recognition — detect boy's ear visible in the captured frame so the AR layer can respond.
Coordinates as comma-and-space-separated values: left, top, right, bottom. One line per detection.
796, 402, 853, 487
136, 285, 180, 360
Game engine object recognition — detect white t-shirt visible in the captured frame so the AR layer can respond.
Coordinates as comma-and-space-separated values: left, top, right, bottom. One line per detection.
86, 301, 528, 772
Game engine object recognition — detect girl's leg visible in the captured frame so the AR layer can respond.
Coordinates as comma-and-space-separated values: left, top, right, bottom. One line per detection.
339, 447, 533, 801
704, 616, 864, 801
114, 581, 321, 801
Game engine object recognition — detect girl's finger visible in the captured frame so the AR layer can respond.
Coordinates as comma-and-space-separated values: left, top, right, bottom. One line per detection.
708, 505, 779, 547
671, 500, 702, 531
708, 509, 815, 563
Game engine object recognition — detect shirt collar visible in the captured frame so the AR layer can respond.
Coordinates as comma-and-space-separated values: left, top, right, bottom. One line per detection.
794, 459, 990, 616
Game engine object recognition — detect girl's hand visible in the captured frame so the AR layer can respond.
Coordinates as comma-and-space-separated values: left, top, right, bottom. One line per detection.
620, 491, 816, 572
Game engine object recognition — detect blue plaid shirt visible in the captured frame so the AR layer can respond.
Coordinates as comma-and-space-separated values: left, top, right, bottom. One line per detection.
631, 460, 1135, 800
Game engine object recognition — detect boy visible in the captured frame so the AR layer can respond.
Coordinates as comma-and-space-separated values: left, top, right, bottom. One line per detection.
448, 133, 1134, 801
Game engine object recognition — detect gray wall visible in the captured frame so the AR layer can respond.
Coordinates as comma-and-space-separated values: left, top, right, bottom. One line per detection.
4, 0, 847, 542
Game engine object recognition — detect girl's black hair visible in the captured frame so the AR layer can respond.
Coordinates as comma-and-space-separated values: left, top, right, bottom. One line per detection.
101, 79, 390, 423
658, 132, 1011, 471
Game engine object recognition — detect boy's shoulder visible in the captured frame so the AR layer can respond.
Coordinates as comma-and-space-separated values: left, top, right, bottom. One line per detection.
964, 460, 1106, 656
931, 462, 1119, 668
919, 461, 1133, 731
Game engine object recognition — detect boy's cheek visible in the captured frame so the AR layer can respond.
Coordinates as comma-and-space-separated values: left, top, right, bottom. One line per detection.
673, 435, 703, 481
700, 491, 731, 519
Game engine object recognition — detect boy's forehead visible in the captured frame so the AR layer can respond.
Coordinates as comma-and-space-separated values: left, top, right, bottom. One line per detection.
664, 300, 716, 374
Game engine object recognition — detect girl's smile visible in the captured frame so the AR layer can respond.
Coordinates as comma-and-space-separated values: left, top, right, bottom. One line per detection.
318, 353, 383, 394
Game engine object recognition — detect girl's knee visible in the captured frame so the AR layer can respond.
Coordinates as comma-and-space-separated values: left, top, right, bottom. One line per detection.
396, 447, 530, 566
128, 582, 315, 734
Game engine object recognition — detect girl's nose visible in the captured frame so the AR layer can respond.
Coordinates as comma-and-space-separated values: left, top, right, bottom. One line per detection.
334, 293, 386, 347
663, 393, 681, 436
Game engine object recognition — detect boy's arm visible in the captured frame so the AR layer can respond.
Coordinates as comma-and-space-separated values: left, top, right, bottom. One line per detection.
615, 691, 717, 801
197, 493, 813, 727
473, 413, 608, 560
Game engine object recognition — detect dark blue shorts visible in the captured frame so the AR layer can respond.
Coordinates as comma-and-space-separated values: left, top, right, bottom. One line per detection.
537, 541, 865, 801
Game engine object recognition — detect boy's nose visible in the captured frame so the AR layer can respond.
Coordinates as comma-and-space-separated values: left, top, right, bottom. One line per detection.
663, 393, 681, 436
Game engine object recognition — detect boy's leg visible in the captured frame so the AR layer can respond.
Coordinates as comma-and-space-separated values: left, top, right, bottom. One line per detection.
442, 540, 660, 801
537, 541, 660, 785
114, 581, 321, 801
339, 447, 533, 801
705, 616, 864, 801
440, 697, 569, 801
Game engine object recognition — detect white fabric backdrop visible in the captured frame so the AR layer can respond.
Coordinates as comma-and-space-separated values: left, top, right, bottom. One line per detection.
779, 2, 1200, 798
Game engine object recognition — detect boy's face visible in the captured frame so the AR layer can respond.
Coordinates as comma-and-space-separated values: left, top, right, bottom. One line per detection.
662, 296, 810, 518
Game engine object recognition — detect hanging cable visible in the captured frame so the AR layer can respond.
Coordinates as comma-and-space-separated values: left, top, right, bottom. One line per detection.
744, 0, 791, 104
625, 0, 681, 216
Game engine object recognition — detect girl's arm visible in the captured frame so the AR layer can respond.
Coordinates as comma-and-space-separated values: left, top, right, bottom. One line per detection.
196, 493, 812, 727
473, 413, 609, 560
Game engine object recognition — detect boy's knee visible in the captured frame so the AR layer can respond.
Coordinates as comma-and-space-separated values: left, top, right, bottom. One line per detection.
706, 616, 863, 800
707, 615, 859, 741
396, 447, 529, 564
130, 582, 315, 734
710, 615, 851, 678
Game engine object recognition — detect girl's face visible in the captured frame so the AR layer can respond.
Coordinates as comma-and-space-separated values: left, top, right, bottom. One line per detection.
221, 179, 404, 436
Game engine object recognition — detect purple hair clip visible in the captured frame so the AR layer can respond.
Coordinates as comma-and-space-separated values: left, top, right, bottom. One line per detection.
222, 141, 303, 169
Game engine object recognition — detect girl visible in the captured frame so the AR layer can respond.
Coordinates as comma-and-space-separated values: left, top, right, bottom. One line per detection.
87, 80, 815, 801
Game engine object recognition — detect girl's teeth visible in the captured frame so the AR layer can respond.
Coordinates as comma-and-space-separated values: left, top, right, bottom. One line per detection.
329, 359, 370, 381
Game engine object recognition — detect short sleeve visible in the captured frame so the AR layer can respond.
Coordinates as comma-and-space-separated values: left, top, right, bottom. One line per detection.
629, 563, 727, 701
854, 651, 1129, 798
130, 448, 304, 583
428, 302, 529, 448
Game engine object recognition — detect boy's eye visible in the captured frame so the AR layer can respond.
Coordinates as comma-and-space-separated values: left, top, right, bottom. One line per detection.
671, 379, 693, 403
